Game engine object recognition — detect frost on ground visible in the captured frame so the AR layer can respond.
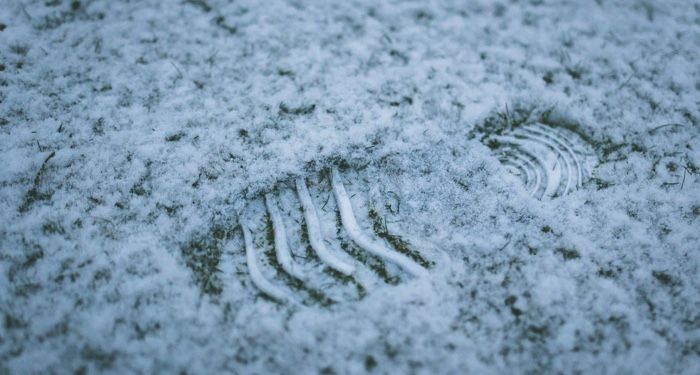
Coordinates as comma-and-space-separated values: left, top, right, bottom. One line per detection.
1, 0, 699, 373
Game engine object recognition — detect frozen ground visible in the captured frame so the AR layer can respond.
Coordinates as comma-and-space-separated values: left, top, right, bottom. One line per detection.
1, 0, 699, 373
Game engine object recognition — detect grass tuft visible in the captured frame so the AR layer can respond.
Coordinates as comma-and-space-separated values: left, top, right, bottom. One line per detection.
652, 270, 681, 287
181, 226, 227, 296
368, 206, 433, 268
335, 210, 397, 284
279, 102, 316, 116
19, 151, 56, 213
555, 247, 580, 260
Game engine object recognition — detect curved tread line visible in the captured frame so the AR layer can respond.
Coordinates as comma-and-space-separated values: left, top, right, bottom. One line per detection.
241, 222, 295, 304
506, 137, 558, 198
496, 138, 551, 199
500, 147, 536, 191
525, 124, 582, 187
499, 145, 544, 198
529, 124, 587, 187
534, 123, 589, 154
520, 125, 580, 191
501, 159, 531, 191
502, 162, 523, 177
331, 167, 428, 278
265, 193, 305, 280
512, 129, 573, 196
500, 148, 538, 193
296, 178, 356, 276
490, 124, 597, 199
510, 151, 543, 197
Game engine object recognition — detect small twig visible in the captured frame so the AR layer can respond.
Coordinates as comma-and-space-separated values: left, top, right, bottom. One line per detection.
321, 192, 331, 211
385, 191, 400, 214
648, 123, 686, 134
616, 75, 634, 91
681, 164, 696, 190
21, 6, 33, 20
498, 239, 511, 252
681, 168, 687, 190
214, 16, 237, 35
505, 104, 512, 127
185, 0, 211, 12
169, 61, 184, 79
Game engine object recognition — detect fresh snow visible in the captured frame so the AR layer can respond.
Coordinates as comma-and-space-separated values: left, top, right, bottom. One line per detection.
1, 0, 699, 373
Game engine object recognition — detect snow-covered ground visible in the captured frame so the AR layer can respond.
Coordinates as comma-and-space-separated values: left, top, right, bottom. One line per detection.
1, 0, 699, 373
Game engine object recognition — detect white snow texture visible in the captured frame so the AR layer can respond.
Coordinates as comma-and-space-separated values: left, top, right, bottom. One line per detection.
1, 0, 699, 374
